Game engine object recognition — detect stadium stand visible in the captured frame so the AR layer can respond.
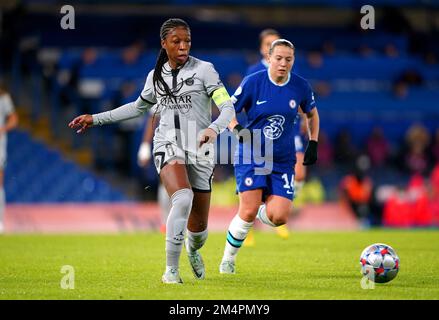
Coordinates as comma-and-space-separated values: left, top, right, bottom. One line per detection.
5, 130, 128, 202
1, 1, 438, 228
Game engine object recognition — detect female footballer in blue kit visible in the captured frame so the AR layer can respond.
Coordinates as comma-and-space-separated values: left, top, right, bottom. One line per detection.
219, 39, 320, 274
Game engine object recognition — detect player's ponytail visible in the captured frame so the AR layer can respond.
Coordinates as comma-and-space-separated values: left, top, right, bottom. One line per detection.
153, 18, 190, 98
153, 48, 172, 97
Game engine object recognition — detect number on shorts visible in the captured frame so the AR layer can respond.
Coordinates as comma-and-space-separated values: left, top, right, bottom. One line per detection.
154, 152, 165, 170
281, 173, 295, 195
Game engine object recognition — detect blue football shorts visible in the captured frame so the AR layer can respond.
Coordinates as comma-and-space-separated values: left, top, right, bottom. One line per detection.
234, 164, 296, 201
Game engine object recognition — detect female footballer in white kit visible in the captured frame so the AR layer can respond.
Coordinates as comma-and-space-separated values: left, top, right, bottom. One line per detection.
0, 87, 18, 234
69, 18, 235, 284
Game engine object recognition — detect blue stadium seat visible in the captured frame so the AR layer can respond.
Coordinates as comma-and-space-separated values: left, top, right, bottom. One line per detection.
5, 130, 129, 203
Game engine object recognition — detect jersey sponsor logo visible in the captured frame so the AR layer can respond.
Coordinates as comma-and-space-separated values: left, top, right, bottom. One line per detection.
244, 177, 253, 186
256, 100, 267, 105
263, 115, 285, 140
159, 94, 193, 114
289, 99, 296, 109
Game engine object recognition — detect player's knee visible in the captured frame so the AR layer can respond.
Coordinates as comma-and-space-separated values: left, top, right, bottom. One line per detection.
267, 209, 289, 226
271, 216, 288, 226
239, 205, 260, 222
170, 188, 194, 212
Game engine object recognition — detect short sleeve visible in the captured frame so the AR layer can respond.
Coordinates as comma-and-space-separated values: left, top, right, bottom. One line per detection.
1, 93, 15, 115
139, 70, 157, 106
231, 77, 251, 114
203, 62, 224, 96
300, 81, 316, 113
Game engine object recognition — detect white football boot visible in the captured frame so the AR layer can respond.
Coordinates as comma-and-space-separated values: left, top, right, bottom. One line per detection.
161, 268, 183, 284
219, 260, 235, 274
185, 238, 205, 280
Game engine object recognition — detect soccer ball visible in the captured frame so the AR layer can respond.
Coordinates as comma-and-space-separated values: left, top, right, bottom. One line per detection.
360, 243, 399, 283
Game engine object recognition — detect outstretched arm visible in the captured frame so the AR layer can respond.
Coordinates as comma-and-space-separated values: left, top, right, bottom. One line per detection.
69, 71, 156, 134
68, 98, 154, 134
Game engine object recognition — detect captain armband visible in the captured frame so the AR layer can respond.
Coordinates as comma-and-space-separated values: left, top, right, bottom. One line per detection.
211, 87, 231, 106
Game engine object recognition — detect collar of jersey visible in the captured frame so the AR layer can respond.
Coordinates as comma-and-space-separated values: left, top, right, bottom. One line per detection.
267, 68, 290, 87
164, 56, 191, 73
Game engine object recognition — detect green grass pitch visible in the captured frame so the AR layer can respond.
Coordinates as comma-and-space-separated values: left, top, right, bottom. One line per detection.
1, 230, 438, 300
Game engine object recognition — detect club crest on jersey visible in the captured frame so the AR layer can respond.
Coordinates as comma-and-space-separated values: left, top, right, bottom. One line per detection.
289, 99, 297, 109
184, 73, 196, 86
263, 115, 285, 140
244, 177, 253, 186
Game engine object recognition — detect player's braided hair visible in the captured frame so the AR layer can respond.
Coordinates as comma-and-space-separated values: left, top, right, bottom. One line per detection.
153, 18, 190, 98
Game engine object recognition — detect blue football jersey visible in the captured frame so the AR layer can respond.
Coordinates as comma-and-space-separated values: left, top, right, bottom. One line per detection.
232, 69, 316, 170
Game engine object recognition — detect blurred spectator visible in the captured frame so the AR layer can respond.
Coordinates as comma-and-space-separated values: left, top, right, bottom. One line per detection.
58, 47, 98, 114
407, 173, 427, 200
81, 47, 98, 66
366, 126, 390, 167
384, 43, 399, 58
307, 50, 324, 69
322, 40, 336, 57
429, 165, 439, 226
405, 144, 430, 176
112, 80, 144, 174
245, 28, 280, 76
334, 129, 359, 165
429, 128, 439, 165
384, 170, 438, 228
431, 164, 439, 200
396, 69, 424, 87
340, 155, 374, 228
317, 130, 334, 170
398, 123, 431, 175
405, 123, 430, 148
407, 174, 432, 226
313, 81, 332, 98
121, 40, 144, 66
392, 80, 409, 99
358, 44, 375, 57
